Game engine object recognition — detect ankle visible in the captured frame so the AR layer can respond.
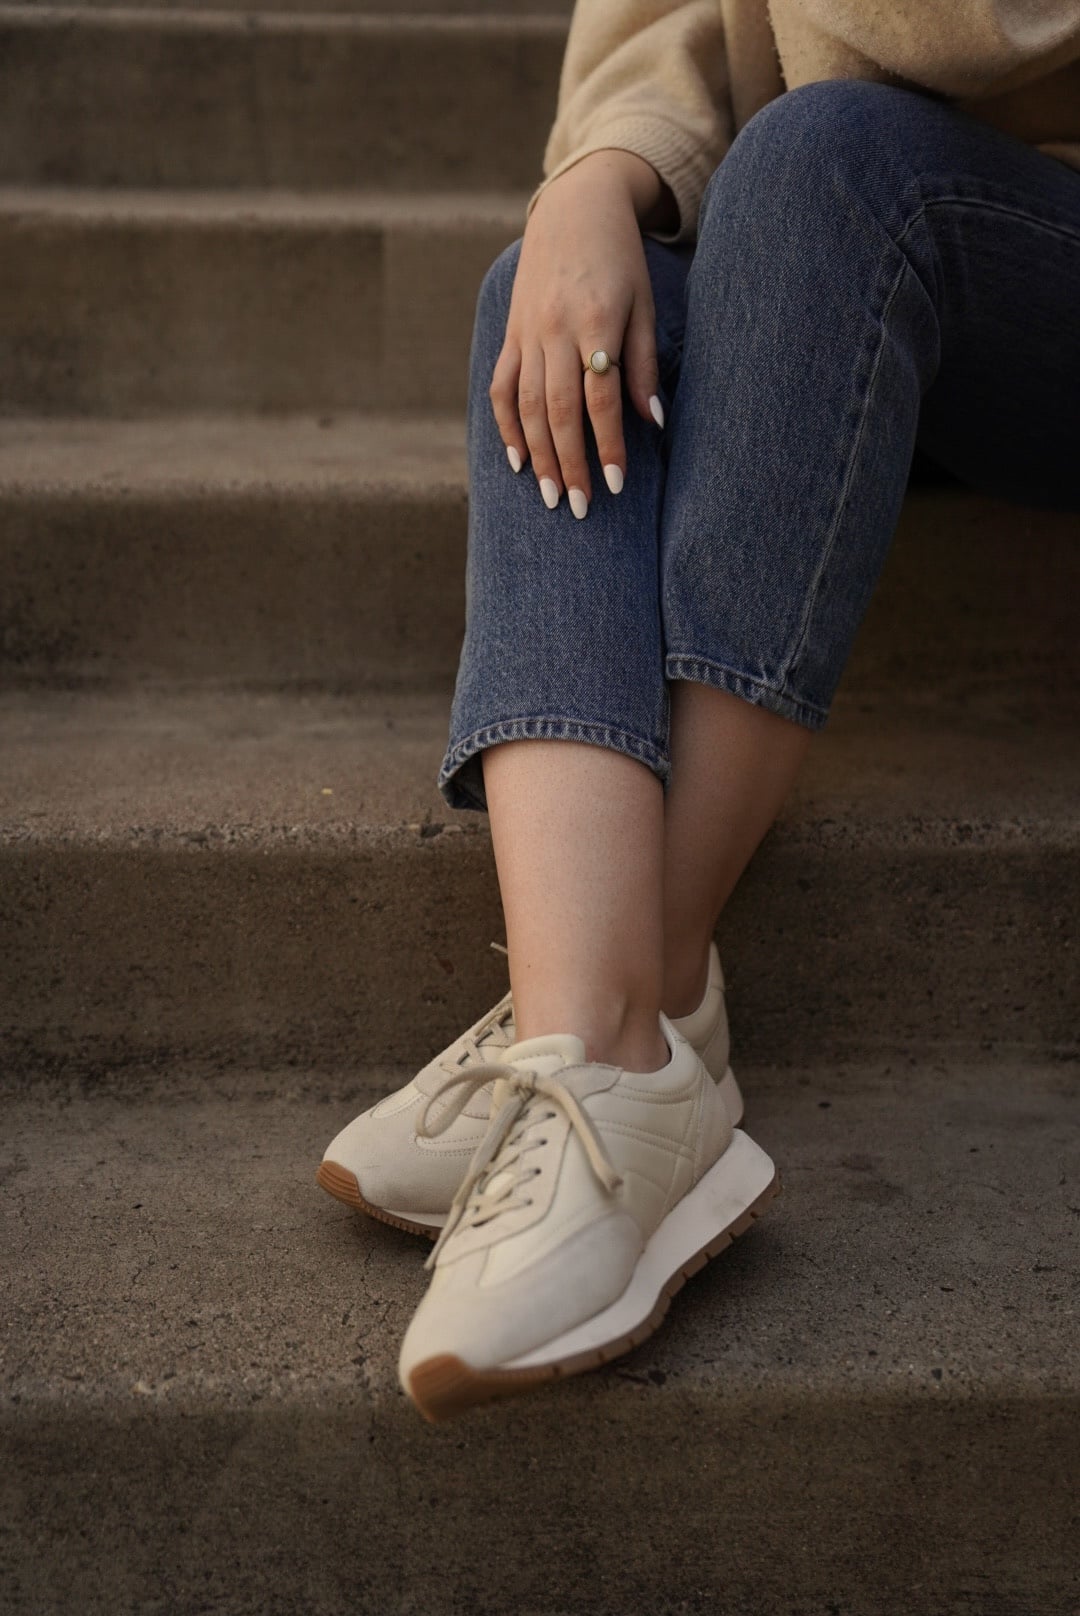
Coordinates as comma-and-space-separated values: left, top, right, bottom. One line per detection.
514, 993, 667, 1075
662, 941, 712, 1021
595, 1019, 669, 1074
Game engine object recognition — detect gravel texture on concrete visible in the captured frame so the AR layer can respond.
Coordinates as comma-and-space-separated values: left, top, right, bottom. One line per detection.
0, 189, 522, 413
1, 423, 1077, 690
1, 687, 1077, 1072
2, 685, 1079, 845
4, 5, 1075, 1612
0, 417, 471, 689
0, 10, 567, 192
0, 412, 469, 491
3, 1058, 1077, 1614
8, 0, 574, 11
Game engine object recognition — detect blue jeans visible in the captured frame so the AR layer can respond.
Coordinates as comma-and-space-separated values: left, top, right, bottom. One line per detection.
439, 80, 1080, 812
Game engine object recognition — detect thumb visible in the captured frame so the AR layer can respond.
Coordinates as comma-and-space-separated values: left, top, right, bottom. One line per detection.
622, 291, 663, 429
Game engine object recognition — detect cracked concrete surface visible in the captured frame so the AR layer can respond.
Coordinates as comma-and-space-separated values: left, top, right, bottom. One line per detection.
2, 1058, 1077, 1614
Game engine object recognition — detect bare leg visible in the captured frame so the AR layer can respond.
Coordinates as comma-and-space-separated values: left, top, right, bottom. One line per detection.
662, 682, 812, 1016
482, 686, 811, 1072
482, 740, 668, 1074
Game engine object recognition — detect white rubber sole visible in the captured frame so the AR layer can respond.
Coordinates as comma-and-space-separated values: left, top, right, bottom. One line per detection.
387, 1206, 444, 1230
402, 1127, 778, 1421
504, 1127, 774, 1370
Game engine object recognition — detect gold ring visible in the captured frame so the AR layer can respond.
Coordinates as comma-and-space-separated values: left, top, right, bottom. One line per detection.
585, 349, 620, 375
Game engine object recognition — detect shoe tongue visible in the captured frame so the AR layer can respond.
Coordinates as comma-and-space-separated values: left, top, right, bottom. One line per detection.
501, 1032, 586, 1069
492, 1033, 586, 1107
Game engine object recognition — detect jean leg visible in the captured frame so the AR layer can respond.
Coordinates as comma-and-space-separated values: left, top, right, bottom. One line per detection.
911, 172, 1080, 509
438, 235, 695, 811
660, 80, 1080, 728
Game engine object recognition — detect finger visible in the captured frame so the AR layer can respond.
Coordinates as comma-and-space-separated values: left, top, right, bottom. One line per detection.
489, 339, 529, 473
583, 349, 626, 498
547, 341, 592, 518
622, 288, 664, 432
517, 347, 562, 510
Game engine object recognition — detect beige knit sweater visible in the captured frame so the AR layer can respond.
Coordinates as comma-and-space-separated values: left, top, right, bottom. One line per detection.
526, 0, 1080, 244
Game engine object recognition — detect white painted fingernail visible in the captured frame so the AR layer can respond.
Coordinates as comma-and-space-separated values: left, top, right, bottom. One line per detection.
540, 477, 559, 510
649, 395, 665, 429
507, 445, 522, 473
603, 463, 624, 495
568, 487, 589, 520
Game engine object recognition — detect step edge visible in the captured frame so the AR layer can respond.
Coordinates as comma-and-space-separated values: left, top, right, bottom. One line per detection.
0, 5, 568, 38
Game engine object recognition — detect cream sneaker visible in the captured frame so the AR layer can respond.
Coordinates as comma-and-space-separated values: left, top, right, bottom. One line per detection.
398, 1017, 778, 1421
317, 944, 743, 1237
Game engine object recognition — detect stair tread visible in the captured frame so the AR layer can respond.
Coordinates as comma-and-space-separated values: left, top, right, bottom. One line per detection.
46, 0, 574, 9
11, 0, 573, 10
0, 6, 569, 36
1, 686, 1078, 847
1, 419, 1076, 693
3, 1058, 1076, 1407
0, 14, 567, 193
0, 184, 529, 225
0, 412, 467, 492
0, 12, 1073, 1596
0, 190, 525, 412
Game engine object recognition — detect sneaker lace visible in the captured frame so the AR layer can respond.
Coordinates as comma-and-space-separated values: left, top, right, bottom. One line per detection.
418, 1062, 623, 1270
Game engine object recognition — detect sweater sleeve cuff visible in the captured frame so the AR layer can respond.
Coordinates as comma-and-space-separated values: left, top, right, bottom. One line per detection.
524, 115, 727, 246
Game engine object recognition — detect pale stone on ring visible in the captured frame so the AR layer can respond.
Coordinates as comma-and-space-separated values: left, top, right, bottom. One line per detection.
587, 348, 613, 375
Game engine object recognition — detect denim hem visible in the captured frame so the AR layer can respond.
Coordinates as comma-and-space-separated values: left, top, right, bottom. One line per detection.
665, 654, 830, 731
438, 717, 672, 814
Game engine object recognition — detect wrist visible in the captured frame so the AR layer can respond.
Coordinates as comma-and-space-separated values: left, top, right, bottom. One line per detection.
562, 148, 679, 234
617, 152, 679, 234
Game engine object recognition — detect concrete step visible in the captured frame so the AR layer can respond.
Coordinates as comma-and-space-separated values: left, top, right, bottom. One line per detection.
0, 9, 566, 190
3, 416, 1079, 692
2, 686, 1077, 1075
0, 189, 522, 413
3, 1058, 1077, 1613
0, 415, 468, 688
44, 0, 574, 12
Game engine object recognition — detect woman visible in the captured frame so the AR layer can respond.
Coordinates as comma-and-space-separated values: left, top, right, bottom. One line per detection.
320, 0, 1080, 1421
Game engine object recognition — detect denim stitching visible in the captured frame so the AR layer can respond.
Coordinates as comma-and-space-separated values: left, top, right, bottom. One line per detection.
439, 717, 672, 809
665, 654, 829, 730
912, 194, 1080, 251
775, 251, 912, 700
777, 188, 1080, 699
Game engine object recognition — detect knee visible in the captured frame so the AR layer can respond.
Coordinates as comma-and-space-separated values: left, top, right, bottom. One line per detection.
700, 80, 927, 236
731, 78, 925, 178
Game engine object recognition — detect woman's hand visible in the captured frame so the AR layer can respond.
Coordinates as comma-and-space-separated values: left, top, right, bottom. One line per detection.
489, 149, 674, 519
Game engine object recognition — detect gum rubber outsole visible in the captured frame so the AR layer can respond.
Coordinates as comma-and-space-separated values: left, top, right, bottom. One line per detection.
316, 1161, 440, 1240
404, 1169, 780, 1423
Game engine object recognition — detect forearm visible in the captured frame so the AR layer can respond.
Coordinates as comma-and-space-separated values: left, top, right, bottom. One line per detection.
547, 148, 680, 236
526, 0, 732, 245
